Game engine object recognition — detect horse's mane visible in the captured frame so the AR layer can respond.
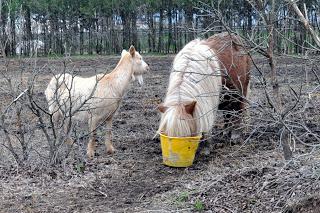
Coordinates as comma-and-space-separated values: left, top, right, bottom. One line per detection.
158, 39, 222, 137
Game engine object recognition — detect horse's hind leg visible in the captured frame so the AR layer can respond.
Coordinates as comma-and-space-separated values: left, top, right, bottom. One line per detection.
105, 118, 115, 154
219, 92, 237, 138
220, 92, 244, 140
87, 117, 98, 159
233, 81, 251, 137
230, 94, 250, 140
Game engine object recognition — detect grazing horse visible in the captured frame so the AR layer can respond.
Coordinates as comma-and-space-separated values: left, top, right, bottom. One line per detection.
45, 46, 149, 158
158, 32, 250, 138
158, 39, 222, 137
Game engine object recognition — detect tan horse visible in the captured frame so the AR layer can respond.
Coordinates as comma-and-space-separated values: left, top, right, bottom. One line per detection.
158, 32, 250, 138
45, 46, 149, 158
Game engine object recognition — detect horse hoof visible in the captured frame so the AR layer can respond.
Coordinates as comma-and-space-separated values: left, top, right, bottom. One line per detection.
106, 147, 115, 155
200, 149, 211, 156
87, 150, 95, 159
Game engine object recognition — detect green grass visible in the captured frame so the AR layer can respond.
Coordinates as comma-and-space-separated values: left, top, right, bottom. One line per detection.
194, 199, 204, 211
75, 162, 85, 173
176, 191, 189, 203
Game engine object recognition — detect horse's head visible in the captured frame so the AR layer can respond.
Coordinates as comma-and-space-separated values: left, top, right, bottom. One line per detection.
158, 101, 198, 137
122, 45, 149, 85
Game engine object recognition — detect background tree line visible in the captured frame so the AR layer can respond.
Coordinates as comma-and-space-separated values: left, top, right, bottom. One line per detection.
0, 0, 319, 56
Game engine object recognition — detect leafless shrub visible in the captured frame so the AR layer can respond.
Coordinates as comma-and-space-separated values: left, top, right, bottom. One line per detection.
0, 55, 103, 169
197, 0, 320, 160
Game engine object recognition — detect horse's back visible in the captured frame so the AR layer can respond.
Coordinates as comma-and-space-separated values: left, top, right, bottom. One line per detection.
45, 73, 71, 104
45, 73, 103, 115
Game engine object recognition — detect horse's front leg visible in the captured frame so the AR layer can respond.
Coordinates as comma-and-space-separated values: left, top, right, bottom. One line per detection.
105, 118, 115, 154
87, 117, 98, 159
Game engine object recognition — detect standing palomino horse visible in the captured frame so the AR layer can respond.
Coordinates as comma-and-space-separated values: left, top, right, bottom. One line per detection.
45, 46, 149, 158
158, 32, 251, 138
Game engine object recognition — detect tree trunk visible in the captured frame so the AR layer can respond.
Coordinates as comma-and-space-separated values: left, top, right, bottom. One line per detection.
50, 11, 60, 54
111, 16, 120, 54
42, 19, 48, 55
88, 21, 93, 55
147, 12, 152, 52
80, 20, 84, 55
62, 15, 69, 56
103, 17, 108, 54
151, 14, 156, 51
10, 11, 16, 56
185, 3, 194, 42
267, 2, 281, 110
158, 6, 164, 53
96, 17, 102, 54
177, 10, 183, 50
173, 13, 177, 53
23, 3, 32, 56
120, 11, 130, 49
287, 0, 320, 48
71, 17, 78, 55
245, 1, 252, 31
147, 12, 156, 52
267, 26, 278, 100
167, 0, 173, 53
107, 17, 111, 54
131, 12, 138, 47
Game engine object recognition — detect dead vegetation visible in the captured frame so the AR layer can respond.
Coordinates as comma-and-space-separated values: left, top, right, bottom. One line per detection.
0, 54, 319, 212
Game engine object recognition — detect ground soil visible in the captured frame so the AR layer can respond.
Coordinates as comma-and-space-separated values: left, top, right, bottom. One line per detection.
0, 55, 319, 212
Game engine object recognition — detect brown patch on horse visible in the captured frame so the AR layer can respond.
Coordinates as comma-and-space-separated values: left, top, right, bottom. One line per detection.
204, 32, 251, 133
205, 32, 251, 98
158, 103, 168, 113
205, 32, 251, 109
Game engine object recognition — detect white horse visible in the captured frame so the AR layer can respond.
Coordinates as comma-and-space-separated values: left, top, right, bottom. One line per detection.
158, 39, 222, 137
45, 46, 149, 158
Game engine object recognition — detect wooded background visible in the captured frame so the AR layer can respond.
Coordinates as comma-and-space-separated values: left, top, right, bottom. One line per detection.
0, 0, 319, 56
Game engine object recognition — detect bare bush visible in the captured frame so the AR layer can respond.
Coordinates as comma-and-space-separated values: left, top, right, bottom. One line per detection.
0, 56, 95, 168
196, 0, 320, 161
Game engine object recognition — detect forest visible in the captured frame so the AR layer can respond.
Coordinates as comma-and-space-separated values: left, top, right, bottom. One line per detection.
0, 0, 320, 56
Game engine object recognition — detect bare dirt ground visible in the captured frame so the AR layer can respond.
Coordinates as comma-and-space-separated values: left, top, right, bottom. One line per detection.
0, 55, 320, 212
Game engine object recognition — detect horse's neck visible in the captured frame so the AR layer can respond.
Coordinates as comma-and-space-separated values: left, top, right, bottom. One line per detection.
104, 57, 133, 95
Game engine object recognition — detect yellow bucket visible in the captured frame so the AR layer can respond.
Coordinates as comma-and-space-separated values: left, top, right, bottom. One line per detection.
160, 133, 201, 167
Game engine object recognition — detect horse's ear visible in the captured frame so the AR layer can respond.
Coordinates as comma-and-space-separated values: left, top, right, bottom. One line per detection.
158, 103, 167, 113
121, 50, 127, 57
185, 101, 197, 115
129, 45, 136, 57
